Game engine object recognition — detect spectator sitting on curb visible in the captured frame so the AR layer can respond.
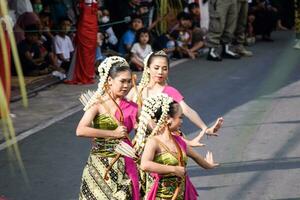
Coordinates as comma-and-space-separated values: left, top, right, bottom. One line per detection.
15, 24, 52, 76
39, 11, 60, 69
130, 28, 153, 71
170, 12, 205, 59
53, 17, 74, 71
249, 0, 278, 42
118, 14, 144, 57
188, 2, 201, 28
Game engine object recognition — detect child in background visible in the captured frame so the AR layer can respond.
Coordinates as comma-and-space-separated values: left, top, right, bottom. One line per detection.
118, 14, 144, 56
53, 17, 74, 71
130, 28, 152, 71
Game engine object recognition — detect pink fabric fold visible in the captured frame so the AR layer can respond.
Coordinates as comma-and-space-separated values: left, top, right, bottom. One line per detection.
147, 173, 162, 200
185, 176, 199, 200
115, 99, 140, 200
147, 135, 199, 200
123, 139, 140, 200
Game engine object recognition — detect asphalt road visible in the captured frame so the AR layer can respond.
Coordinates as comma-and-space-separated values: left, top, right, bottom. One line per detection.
1, 31, 300, 200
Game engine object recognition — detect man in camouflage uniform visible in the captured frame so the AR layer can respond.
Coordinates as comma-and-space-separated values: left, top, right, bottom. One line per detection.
206, 0, 241, 61
234, 0, 253, 56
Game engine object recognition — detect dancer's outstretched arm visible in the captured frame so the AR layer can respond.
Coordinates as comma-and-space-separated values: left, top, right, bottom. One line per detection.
180, 100, 223, 143
179, 100, 208, 131
187, 145, 219, 169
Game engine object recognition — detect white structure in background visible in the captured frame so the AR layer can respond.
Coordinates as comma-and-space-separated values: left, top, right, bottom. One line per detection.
199, 0, 209, 31
8, 0, 33, 18
186, 0, 209, 30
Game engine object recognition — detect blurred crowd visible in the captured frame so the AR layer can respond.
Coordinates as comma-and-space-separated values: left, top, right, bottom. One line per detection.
1, 0, 295, 77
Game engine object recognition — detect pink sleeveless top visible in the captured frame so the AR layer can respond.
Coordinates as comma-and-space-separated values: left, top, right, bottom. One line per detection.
162, 85, 184, 103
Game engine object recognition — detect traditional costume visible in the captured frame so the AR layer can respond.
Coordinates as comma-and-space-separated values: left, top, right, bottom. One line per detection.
117, 94, 199, 199
146, 135, 198, 200
78, 56, 139, 200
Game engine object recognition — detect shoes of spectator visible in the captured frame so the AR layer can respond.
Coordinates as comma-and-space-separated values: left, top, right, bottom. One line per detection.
9, 113, 16, 118
246, 37, 256, 46
52, 71, 67, 80
207, 48, 222, 61
294, 40, 300, 50
222, 44, 241, 59
234, 45, 253, 57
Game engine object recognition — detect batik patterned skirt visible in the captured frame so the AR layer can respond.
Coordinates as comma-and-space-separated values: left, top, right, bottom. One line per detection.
79, 139, 132, 200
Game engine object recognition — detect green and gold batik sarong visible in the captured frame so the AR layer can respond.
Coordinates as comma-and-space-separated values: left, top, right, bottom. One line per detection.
79, 114, 132, 200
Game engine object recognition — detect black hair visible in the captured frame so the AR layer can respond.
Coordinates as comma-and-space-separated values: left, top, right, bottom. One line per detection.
188, 2, 199, 12
147, 51, 170, 68
130, 14, 143, 24
59, 17, 72, 25
176, 12, 192, 21
39, 11, 50, 18
169, 31, 179, 40
136, 27, 151, 43
138, 1, 151, 8
24, 24, 40, 36
153, 102, 180, 121
108, 62, 132, 79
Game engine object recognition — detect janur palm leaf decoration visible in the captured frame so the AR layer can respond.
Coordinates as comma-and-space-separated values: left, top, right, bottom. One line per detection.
155, 0, 183, 34
0, 0, 28, 182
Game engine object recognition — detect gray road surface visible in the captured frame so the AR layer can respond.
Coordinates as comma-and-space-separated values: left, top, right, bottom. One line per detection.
0, 31, 300, 200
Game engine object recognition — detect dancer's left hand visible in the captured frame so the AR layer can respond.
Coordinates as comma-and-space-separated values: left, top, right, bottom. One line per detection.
205, 117, 224, 136
205, 151, 219, 168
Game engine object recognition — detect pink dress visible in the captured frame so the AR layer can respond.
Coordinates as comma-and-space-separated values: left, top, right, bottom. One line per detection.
115, 99, 140, 200
162, 85, 184, 103
147, 135, 198, 200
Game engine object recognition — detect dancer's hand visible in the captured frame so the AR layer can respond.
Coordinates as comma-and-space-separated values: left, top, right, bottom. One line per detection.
204, 151, 219, 168
173, 166, 185, 178
114, 126, 128, 138
188, 138, 206, 147
205, 117, 224, 136
185, 128, 206, 147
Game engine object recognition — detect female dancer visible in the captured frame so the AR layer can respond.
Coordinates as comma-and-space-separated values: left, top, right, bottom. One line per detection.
128, 50, 223, 146
138, 94, 218, 199
76, 56, 139, 200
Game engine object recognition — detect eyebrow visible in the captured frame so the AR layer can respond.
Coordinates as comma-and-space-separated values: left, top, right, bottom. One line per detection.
120, 78, 131, 81
155, 65, 168, 68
